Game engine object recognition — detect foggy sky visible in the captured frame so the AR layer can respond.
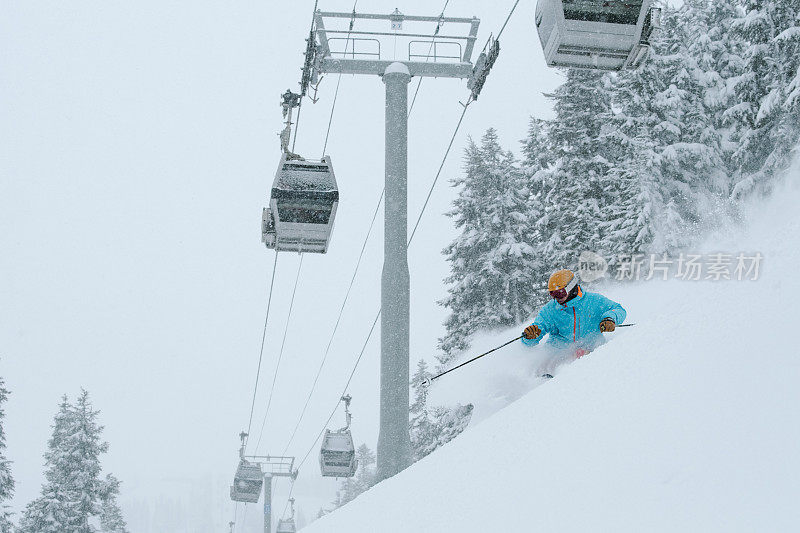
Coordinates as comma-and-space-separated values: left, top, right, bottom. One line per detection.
0, 0, 561, 529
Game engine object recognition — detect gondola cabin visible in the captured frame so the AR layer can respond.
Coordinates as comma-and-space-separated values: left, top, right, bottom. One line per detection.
278, 497, 297, 533
319, 429, 358, 478
262, 154, 339, 254
535, 0, 661, 70
229, 460, 263, 503
276, 519, 296, 533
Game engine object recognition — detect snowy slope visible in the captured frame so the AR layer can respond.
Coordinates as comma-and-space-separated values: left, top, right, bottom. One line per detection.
302, 178, 800, 532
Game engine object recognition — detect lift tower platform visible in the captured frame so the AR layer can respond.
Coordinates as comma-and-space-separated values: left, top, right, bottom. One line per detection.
305, 8, 485, 481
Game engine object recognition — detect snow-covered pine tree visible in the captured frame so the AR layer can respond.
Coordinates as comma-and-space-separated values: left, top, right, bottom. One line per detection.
19, 391, 123, 533
18, 396, 77, 533
330, 444, 377, 509
69, 389, 110, 532
604, 4, 731, 257
352, 444, 376, 495
0, 375, 13, 533
99, 474, 129, 533
728, 0, 800, 197
521, 117, 554, 173
409, 360, 436, 458
408, 360, 473, 461
684, 0, 746, 137
519, 117, 554, 310
439, 129, 536, 361
525, 69, 615, 276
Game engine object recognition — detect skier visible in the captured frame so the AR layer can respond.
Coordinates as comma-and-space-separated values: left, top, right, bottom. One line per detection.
521, 269, 626, 376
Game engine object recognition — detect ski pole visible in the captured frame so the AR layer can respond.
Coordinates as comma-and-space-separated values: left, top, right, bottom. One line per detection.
423, 324, 635, 387
423, 336, 523, 387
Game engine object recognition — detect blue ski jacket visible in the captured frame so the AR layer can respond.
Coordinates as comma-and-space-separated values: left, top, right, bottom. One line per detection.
521, 288, 626, 352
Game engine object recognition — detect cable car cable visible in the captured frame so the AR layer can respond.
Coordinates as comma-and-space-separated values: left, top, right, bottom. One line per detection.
276, 0, 522, 512
410, 0, 520, 242
254, 253, 305, 454
407, 101, 470, 245
280, 0, 462, 456
296, 310, 380, 470
275, 47, 482, 519
277, 307, 377, 518
496, 0, 519, 40
284, 100, 469, 455
281, 190, 383, 455
279, 2, 455, 454
280, 482, 295, 521
289, 0, 320, 153
321, 0, 359, 158
245, 252, 280, 446
407, 0, 451, 119
291, 103, 303, 154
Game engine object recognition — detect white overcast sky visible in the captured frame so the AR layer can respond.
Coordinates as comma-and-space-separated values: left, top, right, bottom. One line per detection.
1, 0, 563, 530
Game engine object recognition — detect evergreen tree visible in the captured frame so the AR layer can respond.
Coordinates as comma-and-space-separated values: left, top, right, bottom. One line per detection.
409, 360, 473, 461
409, 359, 435, 459
19, 391, 124, 533
352, 444, 376, 493
437, 0, 799, 364
684, 0, 746, 135
99, 474, 128, 533
330, 444, 378, 508
681, 0, 752, 225
527, 68, 617, 280
603, 4, 732, 256
0, 376, 14, 533
521, 117, 554, 172
69, 390, 109, 532
439, 129, 536, 360
728, 0, 800, 197
18, 396, 77, 533
519, 118, 554, 311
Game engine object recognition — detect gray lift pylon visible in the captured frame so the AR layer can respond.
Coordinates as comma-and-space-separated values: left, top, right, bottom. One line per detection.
255, 456, 298, 533
306, 9, 487, 482
231, 433, 298, 533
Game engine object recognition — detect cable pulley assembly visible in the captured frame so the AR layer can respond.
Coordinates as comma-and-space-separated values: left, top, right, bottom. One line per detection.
467, 37, 500, 101
279, 89, 303, 159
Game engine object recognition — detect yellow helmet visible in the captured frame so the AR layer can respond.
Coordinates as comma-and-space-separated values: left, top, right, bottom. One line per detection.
547, 269, 578, 299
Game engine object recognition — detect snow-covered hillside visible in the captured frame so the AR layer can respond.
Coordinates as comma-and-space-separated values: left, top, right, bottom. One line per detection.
303, 176, 800, 532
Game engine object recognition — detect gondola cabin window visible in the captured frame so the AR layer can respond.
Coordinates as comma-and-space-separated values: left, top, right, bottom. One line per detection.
276, 201, 333, 224
562, 0, 643, 25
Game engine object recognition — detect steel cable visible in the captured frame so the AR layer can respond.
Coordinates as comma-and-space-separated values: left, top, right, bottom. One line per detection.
254, 253, 305, 454
276, 0, 521, 517
245, 252, 279, 446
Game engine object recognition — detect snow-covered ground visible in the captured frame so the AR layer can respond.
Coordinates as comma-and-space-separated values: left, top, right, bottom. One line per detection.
303, 175, 800, 532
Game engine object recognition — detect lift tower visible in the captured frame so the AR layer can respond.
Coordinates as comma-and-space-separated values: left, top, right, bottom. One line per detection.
230, 433, 298, 533
255, 455, 297, 533
306, 9, 483, 480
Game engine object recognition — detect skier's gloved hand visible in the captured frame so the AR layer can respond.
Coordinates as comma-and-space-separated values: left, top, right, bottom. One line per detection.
599, 318, 616, 332
523, 324, 541, 340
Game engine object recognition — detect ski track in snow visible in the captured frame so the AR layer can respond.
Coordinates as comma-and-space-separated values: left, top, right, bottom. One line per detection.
303, 172, 800, 532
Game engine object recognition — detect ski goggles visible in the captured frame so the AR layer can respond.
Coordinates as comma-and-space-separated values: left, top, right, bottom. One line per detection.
548, 275, 578, 300
549, 287, 569, 300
